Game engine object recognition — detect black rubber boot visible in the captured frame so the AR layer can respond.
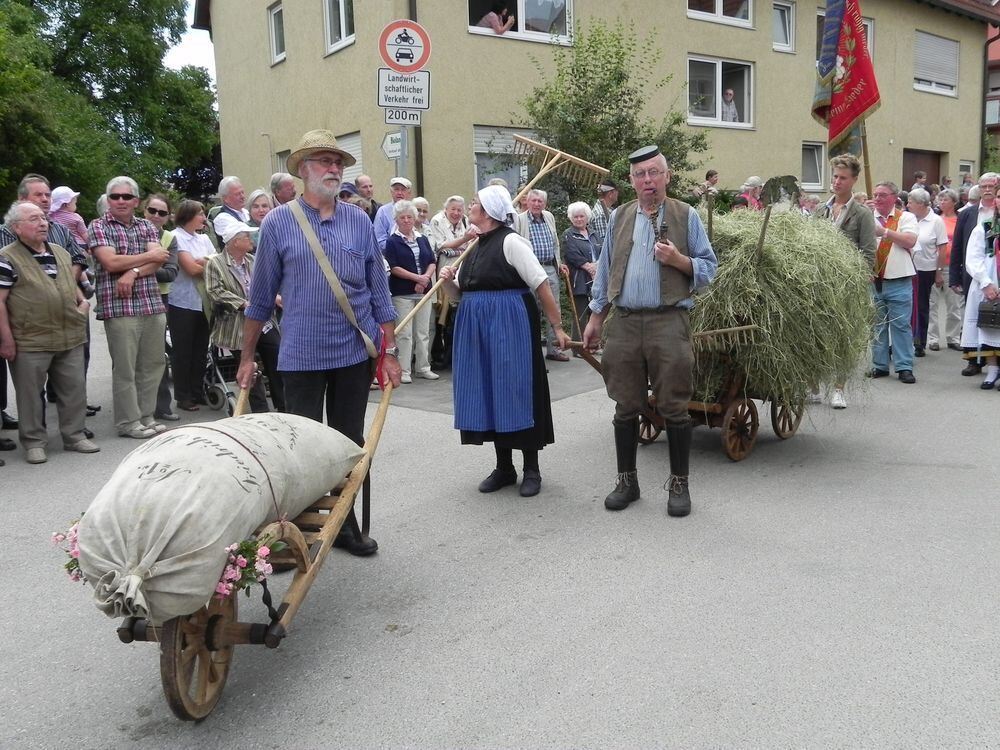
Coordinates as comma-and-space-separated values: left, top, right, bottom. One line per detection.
665, 423, 692, 517
605, 419, 640, 510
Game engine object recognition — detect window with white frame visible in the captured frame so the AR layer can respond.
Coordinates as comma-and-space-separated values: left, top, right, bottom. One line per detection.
801, 142, 825, 191
336, 132, 363, 183
276, 149, 290, 172
815, 12, 873, 61
473, 125, 535, 191
324, 0, 355, 55
913, 31, 959, 96
958, 161, 975, 179
773, 2, 794, 52
688, 0, 752, 27
268, 3, 285, 64
687, 56, 753, 127
467, 0, 571, 43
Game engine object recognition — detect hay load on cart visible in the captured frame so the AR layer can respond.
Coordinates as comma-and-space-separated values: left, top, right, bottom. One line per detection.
682, 180, 874, 458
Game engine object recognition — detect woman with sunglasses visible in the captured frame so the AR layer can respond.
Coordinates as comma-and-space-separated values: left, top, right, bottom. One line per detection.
168, 200, 214, 411
142, 194, 180, 421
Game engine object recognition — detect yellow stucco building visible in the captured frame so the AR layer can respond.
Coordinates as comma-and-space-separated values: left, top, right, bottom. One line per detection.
195, 0, 1000, 206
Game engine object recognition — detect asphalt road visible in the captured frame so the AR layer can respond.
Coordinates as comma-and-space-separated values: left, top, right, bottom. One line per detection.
2, 323, 998, 749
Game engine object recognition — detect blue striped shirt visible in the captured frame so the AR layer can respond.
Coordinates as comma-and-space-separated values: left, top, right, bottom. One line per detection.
246, 198, 397, 371
589, 202, 717, 312
527, 213, 557, 263
373, 202, 395, 251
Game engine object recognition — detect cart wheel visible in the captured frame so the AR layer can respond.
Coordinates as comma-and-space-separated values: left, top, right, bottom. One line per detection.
205, 385, 227, 411
160, 595, 236, 722
770, 398, 804, 439
638, 414, 662, 444
225, 395, 237, 417
721, 398, 758, 461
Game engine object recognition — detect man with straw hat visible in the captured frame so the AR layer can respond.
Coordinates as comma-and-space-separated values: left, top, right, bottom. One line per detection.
237, 129, 402, 557
583, 145, 717, 518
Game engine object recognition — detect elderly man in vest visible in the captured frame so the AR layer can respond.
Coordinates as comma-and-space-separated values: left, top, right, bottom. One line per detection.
0, 202, 98, 464
583, 146, 717, 517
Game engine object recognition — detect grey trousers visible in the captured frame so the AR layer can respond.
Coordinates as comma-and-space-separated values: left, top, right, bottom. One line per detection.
104, 314, 166, 430
9, 344, 87, 449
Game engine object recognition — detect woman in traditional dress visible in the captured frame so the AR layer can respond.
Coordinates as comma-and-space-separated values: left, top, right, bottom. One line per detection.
961, 209, 1000, 389
438, 185, 569, 497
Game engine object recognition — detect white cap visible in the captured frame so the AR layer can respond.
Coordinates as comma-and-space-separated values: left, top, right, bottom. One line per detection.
389, 177, 412, 189
220, 221, 255, 245
50, 186, 80, 212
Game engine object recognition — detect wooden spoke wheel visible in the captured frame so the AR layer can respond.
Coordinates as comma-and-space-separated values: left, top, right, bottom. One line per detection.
721, 398, 759, 461
638, 413, 662, 444
160, 595, 237, 721
770, 398, 804, 439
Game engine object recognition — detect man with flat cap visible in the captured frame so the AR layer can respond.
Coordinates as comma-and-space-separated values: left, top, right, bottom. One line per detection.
589, 177, 619, 249
583, 145, 717, 517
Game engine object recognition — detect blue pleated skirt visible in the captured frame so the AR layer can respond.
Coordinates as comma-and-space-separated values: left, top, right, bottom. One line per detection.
453, 288, 554, 449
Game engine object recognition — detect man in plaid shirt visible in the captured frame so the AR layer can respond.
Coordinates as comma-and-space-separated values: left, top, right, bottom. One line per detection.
589, 178, 619, 249
88, 176, 171, 439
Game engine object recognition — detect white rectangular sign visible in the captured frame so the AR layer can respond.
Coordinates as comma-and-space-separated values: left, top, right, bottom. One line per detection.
382, 131, 403, 160
377, 68, 430, 110
384, 108, 422, 126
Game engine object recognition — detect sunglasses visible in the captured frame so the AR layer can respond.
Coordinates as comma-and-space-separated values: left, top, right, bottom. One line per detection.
146, 207, 169, 217
109, 193, 135, 201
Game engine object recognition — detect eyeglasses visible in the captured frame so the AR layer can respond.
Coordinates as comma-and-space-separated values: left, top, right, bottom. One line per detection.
304, 157, 342, 169
872, 192, 894, 199
109, 193, 135, 201
146, 207, 169, 217
631, 168, 665, 180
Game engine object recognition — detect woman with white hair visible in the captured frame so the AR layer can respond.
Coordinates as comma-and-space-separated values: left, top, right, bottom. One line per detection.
383, 200, 438, 384
906, 188, 948, 357
738, 176, 764, 210
412, 196, 432, 234
562, 201, 599, 343
438, 185, 570, 497
245, 188, 273, 228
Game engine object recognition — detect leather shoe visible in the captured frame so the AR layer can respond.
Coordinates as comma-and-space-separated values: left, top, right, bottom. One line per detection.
962, 363, 983, 376
478, 468, 517, 493
666, 475, 691, 517
519, 468, 541, 497
897, 370, 916, 384
0, 437, 15, 451
83, 428, 95, 440
65, 438, 100, 454
867, 368, 890, 378
914, 346, 925, 357
947, 343, 962, 351
605, 471, 640, 510
86, 404, 101, 416
981, 379, 997, 390
26, 447, 47, 464
332, 527, 378, 556
155, 411, 181, 421
1, 411, 17, 430
927, 343, 940, 351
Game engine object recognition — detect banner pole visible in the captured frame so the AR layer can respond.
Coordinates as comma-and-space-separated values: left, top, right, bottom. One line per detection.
861, 122, 874, 197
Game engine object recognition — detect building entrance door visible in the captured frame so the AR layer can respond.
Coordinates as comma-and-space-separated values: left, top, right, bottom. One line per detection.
902, 149, 941, 189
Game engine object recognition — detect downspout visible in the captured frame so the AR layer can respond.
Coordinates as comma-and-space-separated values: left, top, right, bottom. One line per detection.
409, 0, 425, 196
982, 24, 1000, 171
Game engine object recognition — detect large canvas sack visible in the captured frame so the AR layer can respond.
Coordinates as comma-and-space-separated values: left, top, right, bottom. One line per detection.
78, 413, 365, 624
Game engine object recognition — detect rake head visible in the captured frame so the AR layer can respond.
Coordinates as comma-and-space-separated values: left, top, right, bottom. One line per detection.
691, 324, 758, 353
512, 135, 609, 194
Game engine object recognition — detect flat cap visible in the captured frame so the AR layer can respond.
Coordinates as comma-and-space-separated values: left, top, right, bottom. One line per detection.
628, 145, 660, 164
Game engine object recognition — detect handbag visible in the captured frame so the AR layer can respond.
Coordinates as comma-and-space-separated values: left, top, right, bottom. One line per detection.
977, 299, 1000, 329
287, 200, 379, 359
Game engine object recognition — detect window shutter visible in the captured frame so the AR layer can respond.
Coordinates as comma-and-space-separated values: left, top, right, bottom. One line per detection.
337, 131, 362, 182
473, 125, 537, 154
913, 31, 959, 89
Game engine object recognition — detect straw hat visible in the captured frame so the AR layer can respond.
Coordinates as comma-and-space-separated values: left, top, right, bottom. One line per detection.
286, 129, 357, 175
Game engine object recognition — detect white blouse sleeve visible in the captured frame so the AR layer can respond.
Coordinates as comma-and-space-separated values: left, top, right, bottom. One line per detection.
502, 232, 548, 290
966, 224, 991, 287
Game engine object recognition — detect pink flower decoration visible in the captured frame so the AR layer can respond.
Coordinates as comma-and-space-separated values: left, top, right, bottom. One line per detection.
258, 546, 270, 558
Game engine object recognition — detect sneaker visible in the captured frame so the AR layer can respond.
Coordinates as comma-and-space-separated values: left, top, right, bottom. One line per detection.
400, 373, 412, 384
140, 418, 167, 434
118, 423, 156, 439
416, 370, 440, 380
65, 438, 100, 454
830, 389, 847, 409
26, 447, 47, 464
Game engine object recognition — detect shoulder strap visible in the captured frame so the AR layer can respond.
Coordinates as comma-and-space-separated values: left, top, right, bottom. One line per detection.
288, 201, 378, 358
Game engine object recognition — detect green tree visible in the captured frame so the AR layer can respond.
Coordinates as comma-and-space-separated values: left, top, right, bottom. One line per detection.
517, 20, 709, 211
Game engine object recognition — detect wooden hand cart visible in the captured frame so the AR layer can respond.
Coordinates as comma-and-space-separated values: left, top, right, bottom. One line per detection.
572, 324, 805, 462
114, 389, 392, 721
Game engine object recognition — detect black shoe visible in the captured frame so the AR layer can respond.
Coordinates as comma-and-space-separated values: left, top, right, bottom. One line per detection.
867, 368, 890, 378
666, 475, 692, 517
914, 346, 925, 357
947, 343, 962, 351
478, 468, 517, 493
0, 437, 15, 451
604, 471, 640, 510
154, 411, 181, 421
519, 468, 541, 497
962, 363, 983, 376
86, 404, 102, 416
332, 527, 378, 557
981, 379, 997, 390
1, 411, 16, 430
897, 370, 916, 384
83, 428, 95, 439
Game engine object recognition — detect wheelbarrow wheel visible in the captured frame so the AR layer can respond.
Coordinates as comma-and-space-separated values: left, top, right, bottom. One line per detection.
770, 398, 803, 439
160, 595, 237, 721
638, 414, 662, 444
721, 398, 758, 461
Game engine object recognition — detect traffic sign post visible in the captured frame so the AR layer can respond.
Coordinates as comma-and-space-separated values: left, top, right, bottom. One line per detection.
376, 20, 432, 182
377, 68, 430, 110
377, 20, 432, 74
385, 108, 421, 126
